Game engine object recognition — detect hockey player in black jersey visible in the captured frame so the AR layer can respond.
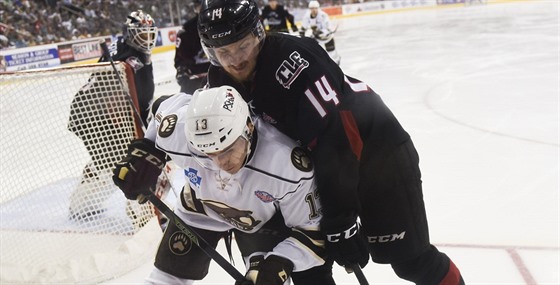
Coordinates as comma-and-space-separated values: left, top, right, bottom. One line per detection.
197, 0, 465, 284
261, 0, 298, 33
174, 0, 211, 94
100, 9, 157, 125
112, 86, 336, 285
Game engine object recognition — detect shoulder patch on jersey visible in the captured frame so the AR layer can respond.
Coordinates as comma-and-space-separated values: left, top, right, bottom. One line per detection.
291, 147, 313, 172
254, 190, 276, 203
158, 114, 178, 138
275, 51, 309, 89
125, 56, 144, 71
185, 167, 202, 188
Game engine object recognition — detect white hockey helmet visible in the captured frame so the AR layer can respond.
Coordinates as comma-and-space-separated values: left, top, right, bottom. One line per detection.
308, 1, 320, 9
124, 10, 157, 54
185, 86, 252, 154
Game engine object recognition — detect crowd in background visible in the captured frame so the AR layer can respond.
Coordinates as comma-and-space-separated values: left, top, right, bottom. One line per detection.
0, 0, 349, 50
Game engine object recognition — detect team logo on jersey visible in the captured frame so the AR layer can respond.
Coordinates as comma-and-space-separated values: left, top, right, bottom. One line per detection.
202, 200, 262, 231
275, 51, 309, 89
185, 168, 202, 188
291, 147, 313, 172
125, 56, 144, 72
168, 231, 193, 255
254, 190, 276, 203
158, 114, 177, 137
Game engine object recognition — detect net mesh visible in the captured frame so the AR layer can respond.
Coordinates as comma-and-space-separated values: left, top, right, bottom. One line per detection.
0, 62, 158, 284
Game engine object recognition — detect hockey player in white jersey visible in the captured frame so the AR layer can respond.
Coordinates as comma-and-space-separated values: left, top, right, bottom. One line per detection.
112, 86, 335, 285
299, 1, 340, 64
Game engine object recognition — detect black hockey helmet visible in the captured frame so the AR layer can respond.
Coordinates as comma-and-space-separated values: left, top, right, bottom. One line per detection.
197, 0, 262, 48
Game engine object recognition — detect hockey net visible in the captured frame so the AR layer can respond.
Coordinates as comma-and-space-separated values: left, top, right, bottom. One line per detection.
0, 62, 162, 284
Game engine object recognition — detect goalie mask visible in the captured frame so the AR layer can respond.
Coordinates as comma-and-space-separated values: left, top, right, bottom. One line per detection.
185, 86, 253, 174
124, 10, 157, 54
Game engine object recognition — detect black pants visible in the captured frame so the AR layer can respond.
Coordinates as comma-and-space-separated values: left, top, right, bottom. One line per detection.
359, 139, 463, 283
154, 212, 335, 284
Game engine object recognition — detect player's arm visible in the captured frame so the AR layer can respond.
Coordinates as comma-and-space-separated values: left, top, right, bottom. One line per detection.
243, 175, 325, 285
285, 9, 298, 32
288, 46, 370, 269
321, 13, 332, 34
112, 93, 192, 200
270, 154, 326, 271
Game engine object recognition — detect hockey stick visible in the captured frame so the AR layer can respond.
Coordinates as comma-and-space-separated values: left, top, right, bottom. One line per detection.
351, 264, 370, 285
141, 191, 247, 282
99, 40, 146, 128
99, 40, 247, 282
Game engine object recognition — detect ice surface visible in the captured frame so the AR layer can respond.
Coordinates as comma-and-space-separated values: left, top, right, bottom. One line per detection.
104, 1, 559, 283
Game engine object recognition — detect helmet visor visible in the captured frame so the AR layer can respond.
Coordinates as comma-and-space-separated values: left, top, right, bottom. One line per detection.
202, 22, 264, 67
189, 136, 249, 174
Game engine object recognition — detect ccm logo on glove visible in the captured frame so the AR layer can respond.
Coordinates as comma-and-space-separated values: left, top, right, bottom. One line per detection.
326, 223, 358, 242
130, 149, 164, 167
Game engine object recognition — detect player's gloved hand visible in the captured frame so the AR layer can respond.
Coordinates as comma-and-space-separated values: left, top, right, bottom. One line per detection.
176, 66, 191, 87
112, 138, 166, 200
322, 216, 370, 269
237, 255, 293, 285
313, 29, 323, 39
234, 279, 253, 285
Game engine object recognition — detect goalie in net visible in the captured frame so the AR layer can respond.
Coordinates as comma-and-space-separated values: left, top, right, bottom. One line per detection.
67, 10, 164, 223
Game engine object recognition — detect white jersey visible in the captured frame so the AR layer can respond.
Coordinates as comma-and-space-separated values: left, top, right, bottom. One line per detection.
300, 9, 332, 35
145, 93, 324, 272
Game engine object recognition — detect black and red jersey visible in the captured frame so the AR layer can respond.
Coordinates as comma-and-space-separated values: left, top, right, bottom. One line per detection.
207, 33, 410, 219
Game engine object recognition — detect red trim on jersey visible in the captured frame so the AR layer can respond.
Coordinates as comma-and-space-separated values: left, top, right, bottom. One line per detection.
308, 137, 318, 150
339, 110, 363, 161
439, 260, 462, 285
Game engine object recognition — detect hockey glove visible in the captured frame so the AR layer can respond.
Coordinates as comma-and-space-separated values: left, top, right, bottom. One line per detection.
237, 255, 293, 285
322, 216, 370, 269
175, 66, 192, 87
313, 29, 324, 39
112, 138, 166, 200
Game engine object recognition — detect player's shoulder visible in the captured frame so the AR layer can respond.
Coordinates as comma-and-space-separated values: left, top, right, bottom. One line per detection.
154, 93, 191, 117
264, 33, 323, 60
152, 93, 192, 152
261, 33, 332, 82
181, 16, 198, 32
250, 119, 314, 180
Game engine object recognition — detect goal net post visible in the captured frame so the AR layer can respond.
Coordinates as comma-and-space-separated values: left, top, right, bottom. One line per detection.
0, 62, 161, 284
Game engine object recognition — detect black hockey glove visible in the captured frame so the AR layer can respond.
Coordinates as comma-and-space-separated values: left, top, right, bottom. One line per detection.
322, 216, 370, 269
176, 66, 192, 87
313, 29, 323, 39
236, 255, 293, 285
291, 25, 298, 33
112, 138, 166, 201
